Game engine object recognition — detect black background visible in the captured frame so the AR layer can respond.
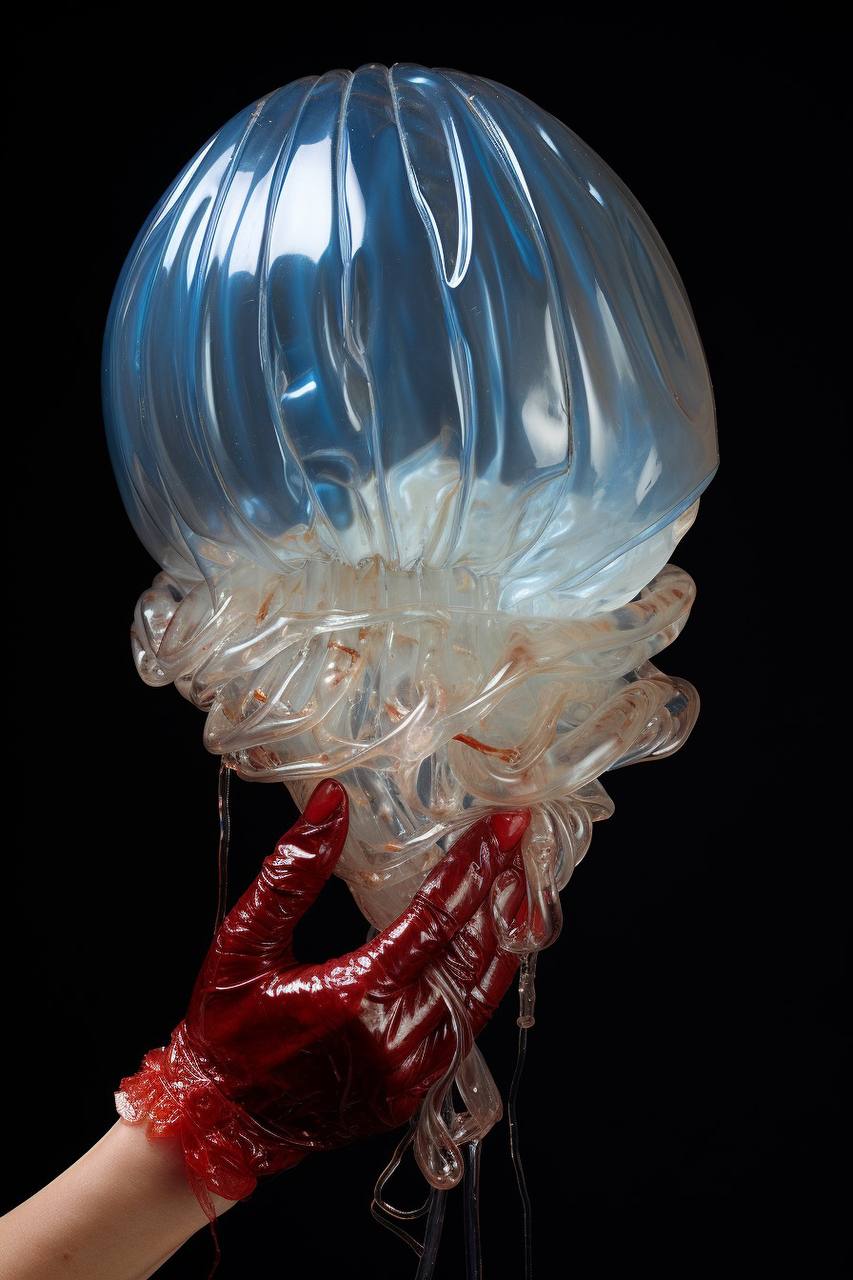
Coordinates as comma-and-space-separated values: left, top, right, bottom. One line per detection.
7, 13, 847, 1278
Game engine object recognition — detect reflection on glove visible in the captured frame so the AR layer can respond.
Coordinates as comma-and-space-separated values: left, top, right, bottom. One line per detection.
116, 780, 529, 1219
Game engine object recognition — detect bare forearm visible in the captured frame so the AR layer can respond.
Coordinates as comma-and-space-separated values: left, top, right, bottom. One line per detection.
0, 1120, 235, 1280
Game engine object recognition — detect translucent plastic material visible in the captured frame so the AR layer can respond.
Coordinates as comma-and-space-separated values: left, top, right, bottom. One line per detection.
104, 63, 717, 1196
104, 64, 716, 609
131, 551, 699, 932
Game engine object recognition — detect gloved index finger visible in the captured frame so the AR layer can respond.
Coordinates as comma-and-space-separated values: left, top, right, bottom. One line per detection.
215, 780, 349, 963
361, 810, 529, 990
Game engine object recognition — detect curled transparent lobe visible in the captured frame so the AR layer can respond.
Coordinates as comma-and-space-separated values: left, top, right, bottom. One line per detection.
131, 553, 698, 936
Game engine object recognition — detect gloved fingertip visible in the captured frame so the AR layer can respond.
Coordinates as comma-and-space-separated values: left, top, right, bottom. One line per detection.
303, 779, 347, 824
490, 809, 530, 851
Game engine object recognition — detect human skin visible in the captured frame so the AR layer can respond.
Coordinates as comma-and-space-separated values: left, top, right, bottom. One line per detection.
0, 1119, 234, 1280
0, 782, 529, 1279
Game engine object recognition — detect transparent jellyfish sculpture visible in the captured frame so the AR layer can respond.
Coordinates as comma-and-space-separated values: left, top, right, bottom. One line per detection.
104, 64, 717, 1197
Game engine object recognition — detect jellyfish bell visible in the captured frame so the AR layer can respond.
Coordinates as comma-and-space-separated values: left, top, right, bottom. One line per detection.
104, 64, 717, 1182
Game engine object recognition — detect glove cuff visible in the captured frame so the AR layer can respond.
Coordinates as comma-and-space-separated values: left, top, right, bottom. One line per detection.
115, 1022, 303, 1221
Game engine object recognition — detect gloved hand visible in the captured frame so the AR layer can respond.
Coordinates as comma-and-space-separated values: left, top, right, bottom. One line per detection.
116, 780, 530, 1218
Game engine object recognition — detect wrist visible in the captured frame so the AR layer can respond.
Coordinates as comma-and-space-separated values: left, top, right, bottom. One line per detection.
116, 1023, 304, 1218
0, 1121, 236, 1280
108, 1118, 238, 1228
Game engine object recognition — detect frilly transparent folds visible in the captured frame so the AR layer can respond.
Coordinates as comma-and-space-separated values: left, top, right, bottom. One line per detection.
104, 64, 717, 1189
132, 550, 699, 934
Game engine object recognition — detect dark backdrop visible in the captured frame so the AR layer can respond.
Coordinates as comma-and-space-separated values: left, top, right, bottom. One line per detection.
7, 14, 846, 1278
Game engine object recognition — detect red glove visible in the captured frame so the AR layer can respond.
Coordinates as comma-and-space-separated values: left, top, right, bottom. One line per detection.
116, 781, 529, 1219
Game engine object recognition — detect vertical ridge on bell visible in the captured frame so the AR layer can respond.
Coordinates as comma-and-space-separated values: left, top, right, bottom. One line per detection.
105, 65, 717, 599
345, 63, 446, 566
102, 128, 212, 576
389, 64, 474, 288
138, 99, 264, 575
388, 64, 477, 568
333, 64, 398, 564
262, 71, 357, 561
439, 70, 576, 582
475, 75, 715, 583
185, 90, 274, 571
390, 66, 552, 573
255, 77, 321, 546
195, 84, 314, 573
332, 68, 379, 553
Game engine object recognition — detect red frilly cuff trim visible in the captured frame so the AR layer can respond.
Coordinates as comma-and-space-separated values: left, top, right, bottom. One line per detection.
115, 1026, 303, 1222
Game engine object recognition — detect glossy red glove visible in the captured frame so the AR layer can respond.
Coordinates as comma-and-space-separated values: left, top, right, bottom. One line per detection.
116, 781, 529, 1219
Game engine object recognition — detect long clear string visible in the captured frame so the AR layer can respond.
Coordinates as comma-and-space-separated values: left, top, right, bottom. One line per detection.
214, 761, 231, 933
203, 763, 234, 1276
463, 1139, 482, 1280
413, 1186, 447, 1280
508, 953, 536, 1280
